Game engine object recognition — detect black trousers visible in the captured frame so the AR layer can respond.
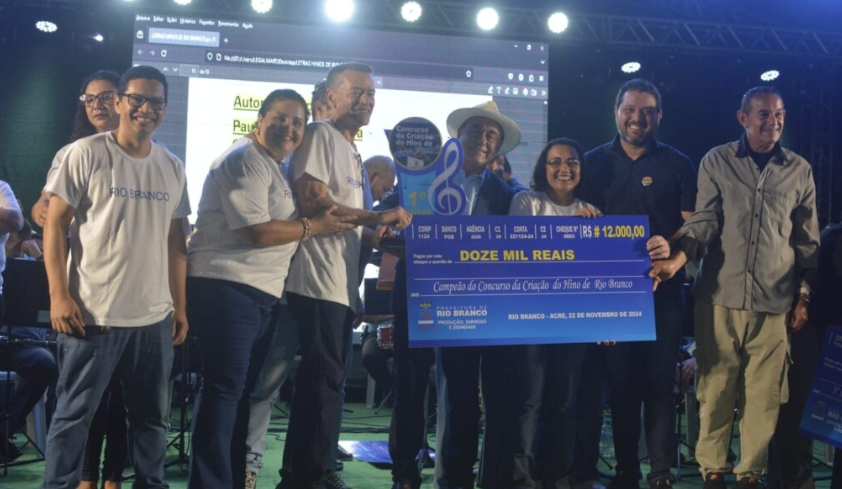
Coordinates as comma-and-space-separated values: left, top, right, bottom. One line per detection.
574, 344, 606, 484
281, 293, 354, 489
604, 292, 684, 484
389, 309, 435, 486
479, 343, 587, 489
768, 320, 822, 489
80, 374, 127, 482
438, 345, 483, 489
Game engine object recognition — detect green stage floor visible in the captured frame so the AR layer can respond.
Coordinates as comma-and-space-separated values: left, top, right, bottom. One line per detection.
1, 402, 835, 488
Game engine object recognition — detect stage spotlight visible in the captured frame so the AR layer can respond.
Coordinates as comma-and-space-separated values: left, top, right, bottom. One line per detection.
252, 0, 272, 14
35, 21, 58, 33
760, 70, 780, 81
174, 0, 193, 5
401, 2, 422, 22
93, 34, 104, 42
477, 7, 499, 31
326, 0, 355, 22
621, 61, 641, 74
547, 12, 569, 33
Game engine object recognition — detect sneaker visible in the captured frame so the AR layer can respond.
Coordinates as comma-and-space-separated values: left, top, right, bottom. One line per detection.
245, 470, 258, 489
608, 472, 641, 489
735, 476, 759, 489
323, 471, 353, 489
703, 472, 727, 489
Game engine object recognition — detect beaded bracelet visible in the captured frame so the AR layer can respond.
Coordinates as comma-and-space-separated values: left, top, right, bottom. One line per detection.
300, 217, 311, 240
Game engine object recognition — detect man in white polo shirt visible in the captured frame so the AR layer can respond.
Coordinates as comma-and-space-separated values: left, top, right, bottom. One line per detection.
279, 62, 411, 489
41, 65, 190, 489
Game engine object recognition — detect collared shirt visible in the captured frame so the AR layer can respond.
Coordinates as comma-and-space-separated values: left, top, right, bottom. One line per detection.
580, 136, 697, 240
452, 170, 485, 215
680, 135, 819, 314
579, 136, 696, 299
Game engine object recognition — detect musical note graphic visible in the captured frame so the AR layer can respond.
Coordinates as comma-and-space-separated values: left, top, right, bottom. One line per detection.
428, 139, 466, 215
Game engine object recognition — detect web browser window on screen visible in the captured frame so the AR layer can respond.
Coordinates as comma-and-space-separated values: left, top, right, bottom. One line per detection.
132, 13, 549, 218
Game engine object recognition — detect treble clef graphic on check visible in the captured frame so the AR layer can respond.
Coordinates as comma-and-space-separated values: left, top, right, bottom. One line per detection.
428, 139, 466, 215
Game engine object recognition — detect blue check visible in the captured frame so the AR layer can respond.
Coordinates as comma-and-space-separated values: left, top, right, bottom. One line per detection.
799, 324, 842, 448
405, 215, 657, 347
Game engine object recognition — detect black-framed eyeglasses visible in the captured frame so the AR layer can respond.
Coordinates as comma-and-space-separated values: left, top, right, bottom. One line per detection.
119, 93, 167, 111
79, 91, 116, 107
546, 158, 581, 168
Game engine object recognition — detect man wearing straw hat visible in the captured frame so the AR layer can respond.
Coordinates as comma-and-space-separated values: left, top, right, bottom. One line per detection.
389, 100, 521, 489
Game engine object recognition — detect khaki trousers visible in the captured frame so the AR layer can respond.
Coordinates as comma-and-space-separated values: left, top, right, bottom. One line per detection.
694, 301, 789, 478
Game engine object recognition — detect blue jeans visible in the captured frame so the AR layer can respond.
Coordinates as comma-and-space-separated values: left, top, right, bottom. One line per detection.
187, 278, 279, 489
1, 344, 58, 441
246, 304, 299, 474
41, 317, 173, 489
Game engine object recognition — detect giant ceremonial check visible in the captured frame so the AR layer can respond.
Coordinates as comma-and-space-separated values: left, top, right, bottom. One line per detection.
404, 215, 657, 347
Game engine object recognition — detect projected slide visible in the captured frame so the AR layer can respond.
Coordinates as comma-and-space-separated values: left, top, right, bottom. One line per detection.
184, 78, 489, 212
132, 13, 549, 218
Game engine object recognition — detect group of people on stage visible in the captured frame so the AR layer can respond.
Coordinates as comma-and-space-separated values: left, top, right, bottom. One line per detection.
0, 57, 838, 489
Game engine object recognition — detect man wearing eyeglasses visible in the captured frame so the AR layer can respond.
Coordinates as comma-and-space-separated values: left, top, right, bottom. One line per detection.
41, 65, 190, 489
576, 79, 697, 489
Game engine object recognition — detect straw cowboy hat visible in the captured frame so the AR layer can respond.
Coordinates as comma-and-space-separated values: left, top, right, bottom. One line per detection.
446, 100, 522, 155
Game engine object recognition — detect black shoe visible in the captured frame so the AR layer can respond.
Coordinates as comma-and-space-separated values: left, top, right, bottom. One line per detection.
323, 471, 354, 489
735, 476, 759, 489
337, 447, 354, 461
703, 473, 727, 489
608, 471, 641, 489
649, 479, 674, 489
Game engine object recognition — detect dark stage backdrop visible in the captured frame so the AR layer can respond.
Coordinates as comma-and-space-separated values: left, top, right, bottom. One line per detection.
1, 8, 839, 225
0, 9, 134, 223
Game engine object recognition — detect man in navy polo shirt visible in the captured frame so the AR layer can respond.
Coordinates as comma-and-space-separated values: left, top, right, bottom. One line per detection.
577, 79, 697, 489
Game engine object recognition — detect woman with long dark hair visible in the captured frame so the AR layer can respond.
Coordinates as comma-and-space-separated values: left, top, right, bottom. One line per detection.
32, 70, 128, 489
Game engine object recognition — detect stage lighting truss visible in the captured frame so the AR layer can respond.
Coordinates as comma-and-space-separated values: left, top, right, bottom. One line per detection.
477, 7, 499, 31
761, 70, 780, 81
252, 0, 272, 14
401, 1, 422, 22
35, 20, 58, 33
547, 12, 569, 33
326, 0, 355, 22
16, 0, 842, 60
621, 62, 641, 73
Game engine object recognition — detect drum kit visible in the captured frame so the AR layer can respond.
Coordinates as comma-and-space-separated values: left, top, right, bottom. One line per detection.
376, 323, 394, 350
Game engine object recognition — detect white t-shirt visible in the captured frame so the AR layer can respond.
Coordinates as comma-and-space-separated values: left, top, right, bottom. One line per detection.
0, 181, 21, 295
508, 190, 597, 217
188, 137, 298, 298
44, 144, 72, 191
285, 121, 364, 308
46, 132, 191, 327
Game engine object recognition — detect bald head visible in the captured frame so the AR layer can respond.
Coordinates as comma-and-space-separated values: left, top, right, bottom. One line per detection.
364, 155, 396, 201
